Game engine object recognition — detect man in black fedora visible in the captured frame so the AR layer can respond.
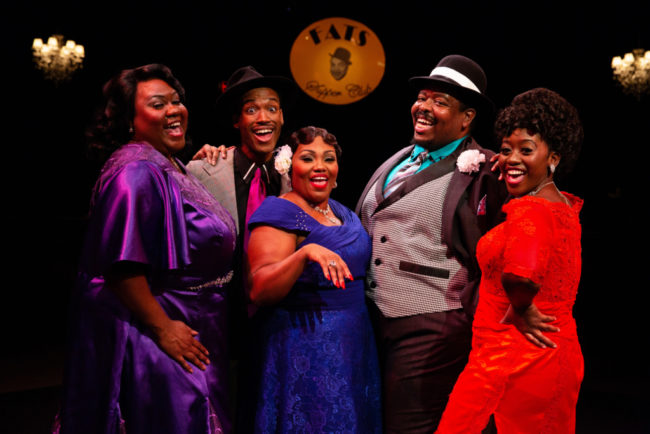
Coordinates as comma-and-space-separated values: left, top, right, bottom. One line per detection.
188, 65, 295, 238
329, 47, 352, 81
355, 54, 507, 432
187, 65, 296, 430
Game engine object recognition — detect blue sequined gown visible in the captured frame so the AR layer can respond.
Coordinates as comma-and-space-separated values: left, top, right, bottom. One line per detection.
247, 196, 381, 433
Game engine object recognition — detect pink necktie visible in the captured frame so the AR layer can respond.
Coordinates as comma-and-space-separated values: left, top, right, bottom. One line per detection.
244, 167, 266, 317
244, 167, 266, 249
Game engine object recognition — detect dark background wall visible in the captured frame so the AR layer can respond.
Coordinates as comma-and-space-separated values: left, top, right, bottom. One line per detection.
2, 1, 649, 432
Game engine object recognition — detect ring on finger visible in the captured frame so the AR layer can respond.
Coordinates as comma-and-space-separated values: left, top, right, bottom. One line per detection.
328, 260, 337, 268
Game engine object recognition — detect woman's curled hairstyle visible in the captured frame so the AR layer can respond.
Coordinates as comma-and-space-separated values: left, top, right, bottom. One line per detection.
86, 63, 186, 161
494, 88, 583, 178
288, 126, 342, 160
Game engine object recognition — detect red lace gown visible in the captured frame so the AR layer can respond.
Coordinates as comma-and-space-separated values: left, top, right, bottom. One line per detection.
437, 194, 584, 434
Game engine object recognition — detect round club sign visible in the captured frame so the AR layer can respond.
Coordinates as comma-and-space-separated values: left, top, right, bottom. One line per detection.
290, 17, 386, 105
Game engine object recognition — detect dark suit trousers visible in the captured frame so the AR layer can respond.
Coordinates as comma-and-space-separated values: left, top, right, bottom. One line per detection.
369, 302, 472, 433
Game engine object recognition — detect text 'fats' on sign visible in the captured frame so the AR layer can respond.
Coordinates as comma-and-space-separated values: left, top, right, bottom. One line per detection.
290, 17, 386, 105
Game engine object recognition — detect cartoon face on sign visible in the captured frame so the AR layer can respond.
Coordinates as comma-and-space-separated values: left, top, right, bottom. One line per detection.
329, 47, 351, 81
290, 17, 385, 105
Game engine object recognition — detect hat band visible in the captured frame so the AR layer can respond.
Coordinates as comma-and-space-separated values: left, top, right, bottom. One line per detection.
429, 66, 480, 93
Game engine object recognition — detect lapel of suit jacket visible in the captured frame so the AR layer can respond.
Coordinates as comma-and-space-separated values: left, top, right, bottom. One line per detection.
205, 149, 239, 233
375, 146, 460, 216
441, 138, 481, 250
279, 173, 292, 195
355, 145, 413, 215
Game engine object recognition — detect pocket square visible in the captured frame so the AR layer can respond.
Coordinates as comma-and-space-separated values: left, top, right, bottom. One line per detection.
477, 194, 487, 216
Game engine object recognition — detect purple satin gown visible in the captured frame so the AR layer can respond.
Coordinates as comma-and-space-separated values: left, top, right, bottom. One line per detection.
60, 143, 236, 434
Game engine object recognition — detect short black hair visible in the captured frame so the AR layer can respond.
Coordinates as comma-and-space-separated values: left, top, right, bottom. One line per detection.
494, 88, 583, 178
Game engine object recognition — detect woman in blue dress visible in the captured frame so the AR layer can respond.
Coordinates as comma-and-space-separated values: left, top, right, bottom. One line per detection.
246, 126, 381, 433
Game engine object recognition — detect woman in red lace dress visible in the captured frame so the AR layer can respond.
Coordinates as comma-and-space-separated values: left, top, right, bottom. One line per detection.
436, 88, 584, 434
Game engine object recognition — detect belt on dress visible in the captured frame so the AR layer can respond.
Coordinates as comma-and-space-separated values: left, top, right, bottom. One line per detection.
187, 270, 234, 291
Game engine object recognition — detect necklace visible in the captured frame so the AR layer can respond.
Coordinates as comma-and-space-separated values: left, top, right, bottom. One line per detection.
169, 157, 183, 172
310, 203, 341, 225
528, 180, 555, 196
528, 180, 571, 205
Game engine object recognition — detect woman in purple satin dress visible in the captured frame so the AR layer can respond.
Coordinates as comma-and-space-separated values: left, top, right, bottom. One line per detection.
59, 64, 236, 433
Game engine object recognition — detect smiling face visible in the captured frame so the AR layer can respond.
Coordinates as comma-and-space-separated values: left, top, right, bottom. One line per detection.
411, 88, 475, 150
290, 136, 339, 208
330, 57, 349, 81
132, 79, 188, 157
499, 128, 560, 197
234, 87, 284, 163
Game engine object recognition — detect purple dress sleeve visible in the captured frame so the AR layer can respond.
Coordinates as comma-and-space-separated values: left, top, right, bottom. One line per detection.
61, 143, 236, 433
82, 159, 190, 275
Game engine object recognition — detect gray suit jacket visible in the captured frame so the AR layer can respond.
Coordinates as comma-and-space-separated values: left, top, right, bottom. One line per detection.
187, 148, 240, 233
186, 147, 293, 235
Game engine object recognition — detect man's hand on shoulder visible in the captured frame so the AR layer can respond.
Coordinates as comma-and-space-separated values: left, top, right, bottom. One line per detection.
192, 144, 232, 166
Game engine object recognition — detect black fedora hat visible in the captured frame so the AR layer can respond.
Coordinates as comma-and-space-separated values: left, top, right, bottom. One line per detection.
216, 65, 297, 117
329, 47, 352, 64
409, 55, 494, 115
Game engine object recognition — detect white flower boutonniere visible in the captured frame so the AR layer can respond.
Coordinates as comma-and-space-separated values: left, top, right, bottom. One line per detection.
456, 149, 486, 174
274, 145, 293, 175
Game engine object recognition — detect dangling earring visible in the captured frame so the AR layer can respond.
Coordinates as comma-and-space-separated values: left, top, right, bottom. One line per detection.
129, 126, 134, 135
333, 181, 338, 188
549, 163, 556, 174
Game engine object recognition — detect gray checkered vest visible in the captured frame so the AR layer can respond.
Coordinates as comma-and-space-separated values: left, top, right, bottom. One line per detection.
360, 171, 467, 318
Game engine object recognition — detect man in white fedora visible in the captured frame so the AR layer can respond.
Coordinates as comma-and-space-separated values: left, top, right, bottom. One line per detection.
356, 54, 507, 432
